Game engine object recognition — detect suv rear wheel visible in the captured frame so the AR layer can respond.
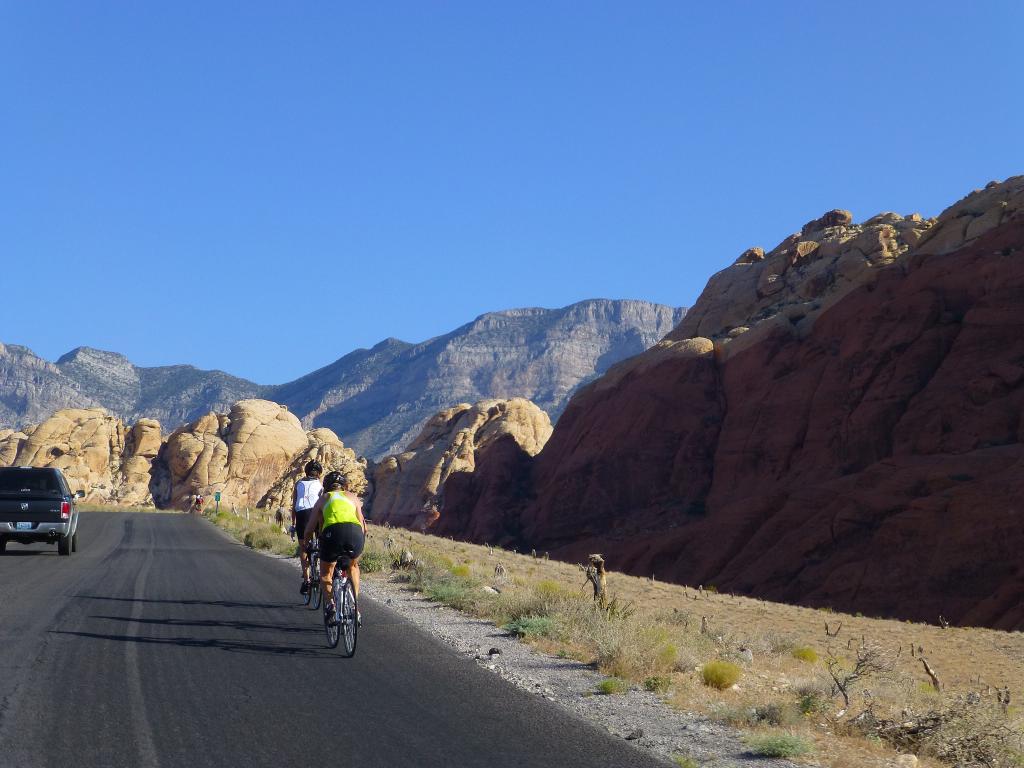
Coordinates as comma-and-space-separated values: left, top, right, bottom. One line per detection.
0, 537, 6, 554
72, 530, 79, 553
58, 534, 72, 556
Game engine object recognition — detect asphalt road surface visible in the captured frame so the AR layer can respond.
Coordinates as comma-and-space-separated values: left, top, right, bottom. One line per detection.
0, 512, 663, 768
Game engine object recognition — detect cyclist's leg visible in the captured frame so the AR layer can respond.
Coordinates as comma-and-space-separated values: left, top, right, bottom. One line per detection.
349, 556, 360, 598
320, 558, 337, 605
295, 510, 311, 582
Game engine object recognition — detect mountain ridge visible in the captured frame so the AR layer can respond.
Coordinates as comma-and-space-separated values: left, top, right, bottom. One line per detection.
1, 298, 685, 458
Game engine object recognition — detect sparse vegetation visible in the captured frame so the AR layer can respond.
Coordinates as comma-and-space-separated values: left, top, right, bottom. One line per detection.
791, 646, 818, 664
671, 755, 698, 768
702, 661, 742, 690
825, 643, 895, 707
505, 616, 557, 639
212, 511, 296, 556
358, 546, 388, 573
595, 677, 629, 695
711, 701, 801, 728
745, 732, 813, 758
644, 675, 672, 694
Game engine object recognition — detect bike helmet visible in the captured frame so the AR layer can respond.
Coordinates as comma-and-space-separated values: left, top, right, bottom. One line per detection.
323, 470, 345, 491
304, 459, 323, 477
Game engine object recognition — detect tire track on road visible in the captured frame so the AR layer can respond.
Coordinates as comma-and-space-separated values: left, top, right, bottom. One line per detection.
121, 522, 160, 768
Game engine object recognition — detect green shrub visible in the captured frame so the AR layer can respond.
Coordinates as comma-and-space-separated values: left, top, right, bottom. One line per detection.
791, 646, 818, 664
798, 691, 828, 715
589, 618, 685, 681
359, 548, 388, 573
745, 733, 813, 758
505, 615, 556, 639
701, 660, 742, 690
450, 564, 471, 578
421, 581, 477, 614
596, 677, 629, 695
672, 756, 698, 768
656, 642, 679, 669
643, 675, 671, 694
240, 524, 293, 555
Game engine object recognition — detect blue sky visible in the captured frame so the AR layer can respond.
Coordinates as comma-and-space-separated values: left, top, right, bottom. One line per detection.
1, 2, 1020, 384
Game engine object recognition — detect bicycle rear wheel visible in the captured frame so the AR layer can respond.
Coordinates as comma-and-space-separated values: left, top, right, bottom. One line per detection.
340, 581, 357, 657
309, 553, 322, 610
324, 577, 341, 648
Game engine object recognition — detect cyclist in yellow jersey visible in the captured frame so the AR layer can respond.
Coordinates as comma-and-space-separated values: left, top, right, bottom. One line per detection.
303, 470, 366, 620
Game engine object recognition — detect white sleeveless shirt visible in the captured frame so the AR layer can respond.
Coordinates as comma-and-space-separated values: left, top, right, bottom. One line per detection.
294, 478, 323, 511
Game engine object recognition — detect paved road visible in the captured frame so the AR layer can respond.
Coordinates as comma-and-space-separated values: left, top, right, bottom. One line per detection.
0, 513, 662, 768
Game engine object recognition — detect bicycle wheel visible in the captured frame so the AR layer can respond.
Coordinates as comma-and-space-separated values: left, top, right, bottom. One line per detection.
302, 564, 312, 606
340, 581, 357, 657
324, 577, 341, 649
309, 553, 322, 610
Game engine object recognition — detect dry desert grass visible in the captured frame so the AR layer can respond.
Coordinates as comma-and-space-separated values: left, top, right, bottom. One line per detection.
368, 524, 1023, 768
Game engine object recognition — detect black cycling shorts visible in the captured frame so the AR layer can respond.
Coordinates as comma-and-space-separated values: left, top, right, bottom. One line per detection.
320, 522, 364, 565
294, 509, 312, 539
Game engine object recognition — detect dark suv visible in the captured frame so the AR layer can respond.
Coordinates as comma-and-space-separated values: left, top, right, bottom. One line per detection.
0, 467, 83, 555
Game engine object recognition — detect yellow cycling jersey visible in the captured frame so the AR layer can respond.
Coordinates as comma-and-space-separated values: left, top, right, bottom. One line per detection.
322, 491, 360, 527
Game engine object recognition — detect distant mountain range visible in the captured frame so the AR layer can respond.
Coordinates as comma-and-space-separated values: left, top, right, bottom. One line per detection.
0, 299, 685, 458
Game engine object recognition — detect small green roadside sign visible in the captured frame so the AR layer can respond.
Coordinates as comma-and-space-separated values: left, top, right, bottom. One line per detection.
214, 491, 221, 513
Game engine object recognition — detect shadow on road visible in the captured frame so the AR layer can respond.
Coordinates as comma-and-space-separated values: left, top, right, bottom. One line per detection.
51, 629, 338, 659
0, 549, 55, 556
74, 594, 293, 610
88, 614, 321, 635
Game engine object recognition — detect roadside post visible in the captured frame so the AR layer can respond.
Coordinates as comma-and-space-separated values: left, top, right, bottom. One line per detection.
215, 491, 221, 514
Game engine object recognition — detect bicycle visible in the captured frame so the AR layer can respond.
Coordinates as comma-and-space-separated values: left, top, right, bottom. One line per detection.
324, 557, 358, 656
304, 535, 322, 610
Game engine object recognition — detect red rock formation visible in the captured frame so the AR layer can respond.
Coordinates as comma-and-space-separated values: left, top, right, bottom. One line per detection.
439, 177, 1024, 630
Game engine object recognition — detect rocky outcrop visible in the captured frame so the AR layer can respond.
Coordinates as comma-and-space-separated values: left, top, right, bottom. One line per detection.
151, 400, 310, 510
150, 399, 370, 510
674, 207, 934, 350
368, 399, 551, 530
120, 419, 163, 504
1, 398, 370, 511
434, 176, 1024, 630
0, 409, 162, 505
2, 300, 685, 460
259, 428, 367, 512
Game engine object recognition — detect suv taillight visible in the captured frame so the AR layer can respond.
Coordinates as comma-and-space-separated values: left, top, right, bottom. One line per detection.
60, 501, 71, 520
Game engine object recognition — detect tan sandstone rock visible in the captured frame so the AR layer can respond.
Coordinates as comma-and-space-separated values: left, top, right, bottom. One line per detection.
259, 427, 367, 512
0, 409, 162, 505
0, 429, 29, 466
152, 399, 311, 509
672, 203, 937, 344
369, 398, 552, 530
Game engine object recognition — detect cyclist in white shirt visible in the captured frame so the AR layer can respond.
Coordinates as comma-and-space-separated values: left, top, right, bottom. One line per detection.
293, 460, 323, 596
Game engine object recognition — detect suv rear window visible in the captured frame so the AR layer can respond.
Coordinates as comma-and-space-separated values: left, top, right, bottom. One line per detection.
0, 469, 64, 495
